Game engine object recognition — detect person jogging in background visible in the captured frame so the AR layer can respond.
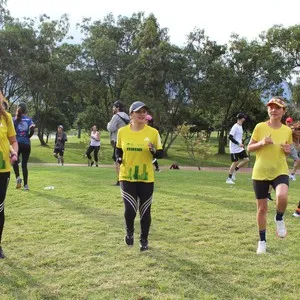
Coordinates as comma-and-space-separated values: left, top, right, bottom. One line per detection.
12, 103, 35, 190
116, 101, 163, 251
226, 113, 249, 184
107, 101, 129, 185
146, 114, 161, 172
0, 93, 18, 258
85, 125, 101, 167
293, 201, 300, 218
53, 125, 67, 166
285, 117, 300, 181
247, 97, 292, 254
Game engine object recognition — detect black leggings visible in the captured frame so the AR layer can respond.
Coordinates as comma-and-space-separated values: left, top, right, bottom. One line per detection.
120, 181, 154, 241
86, 146, 100, 162
0, 172, 10, 244
13, 143, 31, 185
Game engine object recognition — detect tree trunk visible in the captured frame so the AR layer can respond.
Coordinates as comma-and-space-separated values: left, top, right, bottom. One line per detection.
37, 128, 47, 146
218, 128, 226, 154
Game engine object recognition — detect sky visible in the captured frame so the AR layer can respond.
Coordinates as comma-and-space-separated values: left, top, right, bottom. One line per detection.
5, 0, 300, 45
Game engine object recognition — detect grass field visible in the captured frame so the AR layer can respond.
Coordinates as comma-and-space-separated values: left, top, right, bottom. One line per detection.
1, 166, 300, 299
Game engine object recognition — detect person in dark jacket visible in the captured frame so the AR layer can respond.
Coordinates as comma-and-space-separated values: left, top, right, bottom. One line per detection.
53, 125, 67, 166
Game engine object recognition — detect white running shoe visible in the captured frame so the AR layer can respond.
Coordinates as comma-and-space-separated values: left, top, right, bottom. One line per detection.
289, 174, 296, 181
292, 212, 300, 218
274, 217, 287, 238
232, 172, 236, 181
256, 241, 267, 254
226, 178, 235, 184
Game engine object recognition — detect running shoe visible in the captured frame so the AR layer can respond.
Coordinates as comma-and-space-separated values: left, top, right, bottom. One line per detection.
140, 239, 149, 251
256, 241, 266, 254
226, 178, 235, 185
274, 216, 287, 238
292, 211, 300, 218
23, 184, 29, 191
289, 174, 296, 181
125, 234, 134, 246
16, 177, 22, 189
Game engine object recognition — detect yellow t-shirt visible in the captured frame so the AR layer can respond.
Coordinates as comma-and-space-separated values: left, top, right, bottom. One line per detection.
117, 124, 162, 182
0, 113, 16, 173
251, 122, 292, 180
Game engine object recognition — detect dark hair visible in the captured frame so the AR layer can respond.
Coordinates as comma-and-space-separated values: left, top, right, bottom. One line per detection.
16, 103, 27, 123
113, 100, 125, 112
236, 113, 246, 120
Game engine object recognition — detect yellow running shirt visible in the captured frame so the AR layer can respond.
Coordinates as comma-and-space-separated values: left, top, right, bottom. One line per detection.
117, 124, 162, 182
251, 122, 292, 180
0, 112, 16, 173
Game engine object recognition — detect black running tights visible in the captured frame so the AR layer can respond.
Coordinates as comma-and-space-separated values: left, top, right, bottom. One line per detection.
13, 143, 31, 185
120, 181, 154, 241
0, 172, 10, 244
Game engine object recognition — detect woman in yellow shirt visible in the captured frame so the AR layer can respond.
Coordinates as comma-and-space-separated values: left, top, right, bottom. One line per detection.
0, 93, 18, 259
248, 97, 292, 254
116, 101, 163, 251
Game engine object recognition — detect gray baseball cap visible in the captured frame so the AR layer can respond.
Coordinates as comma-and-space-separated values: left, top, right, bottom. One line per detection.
129, 101, 149, 114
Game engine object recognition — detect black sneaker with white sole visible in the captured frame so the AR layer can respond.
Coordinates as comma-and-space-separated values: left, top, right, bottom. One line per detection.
125, 235, 134, 246
140, 239, 149, 251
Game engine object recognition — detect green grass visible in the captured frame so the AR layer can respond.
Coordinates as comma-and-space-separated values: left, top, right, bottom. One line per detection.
1, 166, 299, 299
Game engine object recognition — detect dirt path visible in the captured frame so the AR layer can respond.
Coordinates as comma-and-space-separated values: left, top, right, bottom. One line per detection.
28, 163, 253, 173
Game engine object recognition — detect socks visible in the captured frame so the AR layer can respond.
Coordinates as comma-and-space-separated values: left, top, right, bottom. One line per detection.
259, 230, 266, 242
276, 211, 284, 221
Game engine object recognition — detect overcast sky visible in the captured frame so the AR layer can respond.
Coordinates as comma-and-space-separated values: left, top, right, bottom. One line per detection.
6, 0, 300, 45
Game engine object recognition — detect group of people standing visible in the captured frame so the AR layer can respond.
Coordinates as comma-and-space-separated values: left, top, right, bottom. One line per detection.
226, 96, 299, 254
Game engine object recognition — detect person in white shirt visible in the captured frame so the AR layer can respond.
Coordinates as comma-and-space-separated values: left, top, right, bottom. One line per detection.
226, 113, 249, 184
85, 125, 101, 167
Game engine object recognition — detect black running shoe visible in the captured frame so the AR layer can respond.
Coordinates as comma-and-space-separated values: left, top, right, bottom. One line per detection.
90, 161, 94, 167
0, 246, 5, 259
267, 193, 273, 201
140, 239, 149, 251
125, 235, 134, 246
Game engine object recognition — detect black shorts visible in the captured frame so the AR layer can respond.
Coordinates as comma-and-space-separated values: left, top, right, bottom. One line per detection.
54, 148, 64, 157
252, 175, 289, 199
230, 150, 248, 162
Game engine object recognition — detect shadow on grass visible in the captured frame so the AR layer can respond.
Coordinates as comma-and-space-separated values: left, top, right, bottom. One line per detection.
2, 260, 58, 299
31, 190, 122, 224
147, 248, 255, 299
158, 187, 256, 213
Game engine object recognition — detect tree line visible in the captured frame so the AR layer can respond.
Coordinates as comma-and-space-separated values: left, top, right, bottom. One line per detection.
1, 1, 300, 154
